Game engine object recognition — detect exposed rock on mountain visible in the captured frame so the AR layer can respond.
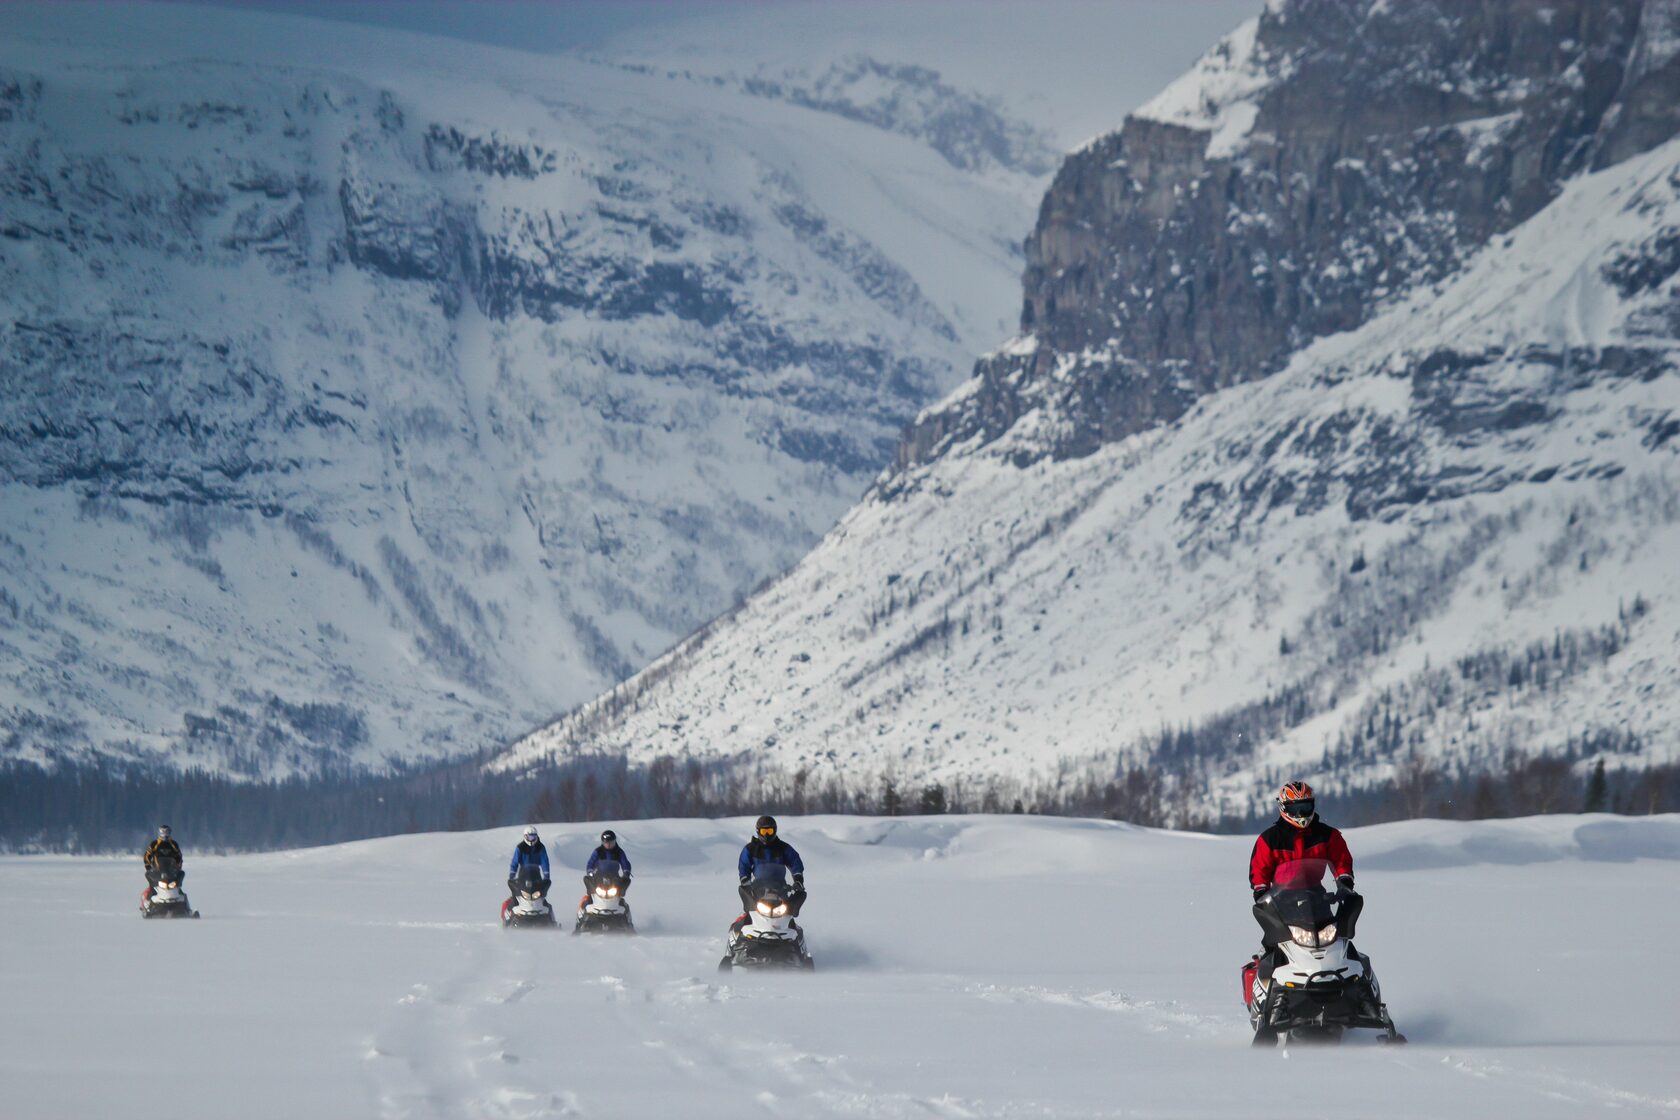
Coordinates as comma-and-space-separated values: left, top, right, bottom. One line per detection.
504, 0, 1680, 811
900, 0, 1680, 469
0, 6, 1035, 776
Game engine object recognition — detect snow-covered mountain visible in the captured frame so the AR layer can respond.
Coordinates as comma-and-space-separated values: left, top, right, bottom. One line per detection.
504, 0, 1680, 813
0, 3, 1080, 775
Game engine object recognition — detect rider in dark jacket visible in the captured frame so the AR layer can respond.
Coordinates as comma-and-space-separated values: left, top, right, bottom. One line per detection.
735, 815, 805, 924
142, 825, 184, 901
508, 825, 551, 901
584, 829, 632, 895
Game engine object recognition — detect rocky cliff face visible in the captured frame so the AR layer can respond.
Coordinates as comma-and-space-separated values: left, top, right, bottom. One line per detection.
502, 0, 1680, 809
900, 0, 1680, 470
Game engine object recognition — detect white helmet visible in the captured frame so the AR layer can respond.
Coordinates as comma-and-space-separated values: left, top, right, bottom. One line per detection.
522, 826, 539, 844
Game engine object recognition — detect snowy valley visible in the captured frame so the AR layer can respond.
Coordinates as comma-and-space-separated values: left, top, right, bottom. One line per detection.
0, 3, 1075, 776
506, 0, 1680, 817
2, 0, 1677, 827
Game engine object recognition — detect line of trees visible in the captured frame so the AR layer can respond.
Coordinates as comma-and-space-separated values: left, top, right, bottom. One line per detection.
3, 746, 1674, 854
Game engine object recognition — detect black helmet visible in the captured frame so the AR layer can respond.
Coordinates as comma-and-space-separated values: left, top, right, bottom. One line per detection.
755, 815, 777, 839
600, 829, 616, 845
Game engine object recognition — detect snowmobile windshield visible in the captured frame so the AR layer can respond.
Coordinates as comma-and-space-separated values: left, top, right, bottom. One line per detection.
750, 863, 792, 896
593, 859, 624, 882
154, 855, 182, 875
1265, 858, 1337, 927
513, 865, 545, 888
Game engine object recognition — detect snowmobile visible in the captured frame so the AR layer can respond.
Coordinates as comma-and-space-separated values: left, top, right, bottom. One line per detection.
718, 862, 813, 972
1244, 858, 1404, 1046
573, 858, 634, 934
501, 863, 556, 929
140, 855, 199, 919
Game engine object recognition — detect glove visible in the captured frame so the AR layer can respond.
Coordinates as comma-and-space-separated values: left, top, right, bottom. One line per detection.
1336, 874, 1355, 893
739, 875, 751, 886
793, 874, 805, 889
1252, 886, 1268, 902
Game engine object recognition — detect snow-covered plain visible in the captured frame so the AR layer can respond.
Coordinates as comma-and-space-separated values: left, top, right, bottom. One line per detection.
5, 813, 1678, 1119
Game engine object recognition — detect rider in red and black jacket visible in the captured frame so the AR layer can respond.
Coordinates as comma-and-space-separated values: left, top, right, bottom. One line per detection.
1249, 781, 1355, 898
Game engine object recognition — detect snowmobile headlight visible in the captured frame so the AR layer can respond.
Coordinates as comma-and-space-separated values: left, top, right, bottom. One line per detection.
755, 900, 773, 916
607, 886, 618, 897
772, 903, 788, 917
1289, 924, 1337, 947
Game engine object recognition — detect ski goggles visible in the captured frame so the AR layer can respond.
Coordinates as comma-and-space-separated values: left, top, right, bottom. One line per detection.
756, 826, 776, 837
1281, 798, 1315, 818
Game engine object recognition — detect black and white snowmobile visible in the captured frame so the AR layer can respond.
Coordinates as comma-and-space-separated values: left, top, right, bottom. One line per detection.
140, 856, 199, 919
573, 859, 634, 934
501, 863, 556, 929
718, 862, 813, 972
1244, 858, 1404, 1046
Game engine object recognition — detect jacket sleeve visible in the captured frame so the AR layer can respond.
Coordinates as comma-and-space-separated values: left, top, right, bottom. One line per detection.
784, 844, 804, 876
142, 839, 157, 865
508, 850, 519, 876
738, 845, 752, 879
1248, 835, 1275, 891
1327, 829, 1353, 880
586, 850, 599, 873
538, 848, 550, 878
618, 850, 631, 875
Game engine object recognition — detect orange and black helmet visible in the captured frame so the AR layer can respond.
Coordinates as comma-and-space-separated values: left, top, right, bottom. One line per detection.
1277, 781, 1315, 828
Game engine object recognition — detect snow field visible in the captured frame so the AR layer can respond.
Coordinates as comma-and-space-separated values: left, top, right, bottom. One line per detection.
3, 813, 1678, 1118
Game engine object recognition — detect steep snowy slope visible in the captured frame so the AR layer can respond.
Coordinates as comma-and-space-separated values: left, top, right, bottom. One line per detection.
6, 813, 1679, 1119
0, 3, 1050, 775
504, 5, 1680, 812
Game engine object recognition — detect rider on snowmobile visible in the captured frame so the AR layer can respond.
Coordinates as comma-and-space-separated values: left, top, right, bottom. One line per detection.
142, 825, 184, 900
1242, 781, 1401, 1043
508, 825, 551, 902
733, 815, 804, 930
1249, 781, 1361, 927
584, 829, 632, 895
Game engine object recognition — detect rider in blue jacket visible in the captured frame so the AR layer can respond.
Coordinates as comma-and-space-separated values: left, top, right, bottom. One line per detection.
735, 815, 805, 923
508, 825, 551, 902
584, 829, 632, 895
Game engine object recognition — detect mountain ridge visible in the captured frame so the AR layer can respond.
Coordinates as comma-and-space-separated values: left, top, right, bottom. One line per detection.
501, 0, 1680, 814
0, 3, 1042, 776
